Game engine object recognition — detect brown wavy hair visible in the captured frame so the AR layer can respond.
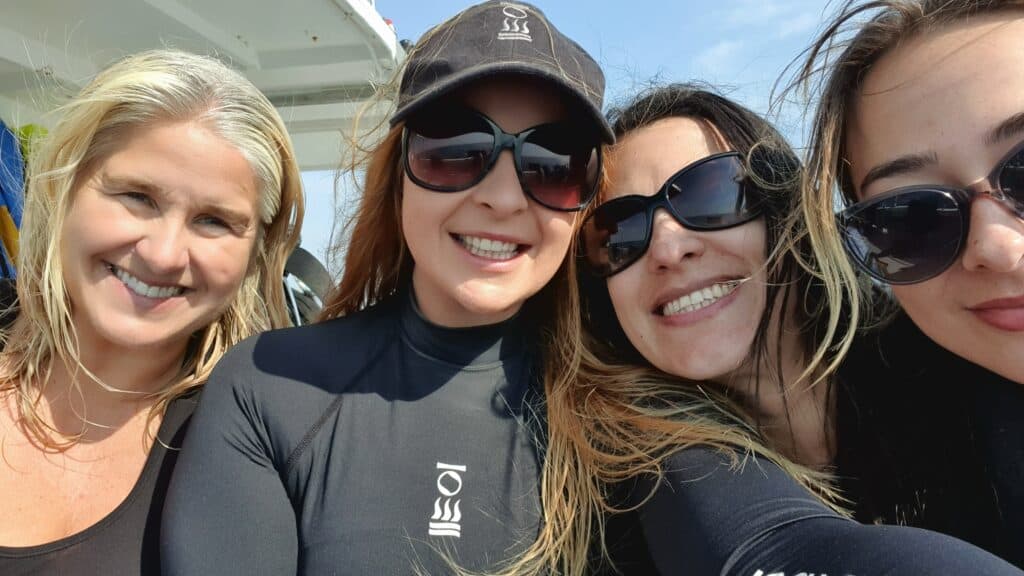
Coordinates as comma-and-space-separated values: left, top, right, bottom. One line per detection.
315, 18, 602, 576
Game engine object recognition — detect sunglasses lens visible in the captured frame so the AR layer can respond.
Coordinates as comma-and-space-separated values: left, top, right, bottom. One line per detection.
582, 197, 649, 276
842, 189, 963, 284
667, 155, 759, 228
998, 146, 1024, 211
520, 125, 600, 210
406, 114, 494, 190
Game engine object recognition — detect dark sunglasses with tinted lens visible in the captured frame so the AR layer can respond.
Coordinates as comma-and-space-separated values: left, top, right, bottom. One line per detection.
838, 142, 1024, 285
580, 152, 763, 277
402, 108, 601, 211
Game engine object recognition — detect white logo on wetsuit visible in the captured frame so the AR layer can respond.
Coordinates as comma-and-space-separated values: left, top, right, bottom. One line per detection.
429, 462, 466, 537
497, 3, 532, 42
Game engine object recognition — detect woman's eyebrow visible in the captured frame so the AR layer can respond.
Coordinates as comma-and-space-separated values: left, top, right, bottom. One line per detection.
986, 111, 1024, 146
99, 173, 161, 195
859, 151, 938, 191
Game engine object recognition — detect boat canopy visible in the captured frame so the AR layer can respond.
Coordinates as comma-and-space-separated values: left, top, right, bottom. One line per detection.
0, 0, 405, 170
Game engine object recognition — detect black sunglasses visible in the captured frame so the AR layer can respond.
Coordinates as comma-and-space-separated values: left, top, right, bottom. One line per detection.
838, 141, 1024, 285
402, 108, 601, 211
580, 152, 763, 277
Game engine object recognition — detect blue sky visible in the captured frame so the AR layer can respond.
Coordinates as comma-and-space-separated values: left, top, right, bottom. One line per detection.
300, 0, 834, 269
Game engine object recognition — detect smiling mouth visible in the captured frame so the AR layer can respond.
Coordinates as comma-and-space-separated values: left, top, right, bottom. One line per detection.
108, 264, 186, 299
454, 234, 525, 261
659, 279, 746, 316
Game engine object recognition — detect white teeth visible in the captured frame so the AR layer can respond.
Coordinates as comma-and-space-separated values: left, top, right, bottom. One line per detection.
111, 266, 184, 299
458, 235, 519, 261
662, 280, 744, 316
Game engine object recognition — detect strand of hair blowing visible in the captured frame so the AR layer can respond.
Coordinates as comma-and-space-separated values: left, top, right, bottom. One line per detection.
318, 127, 408, 318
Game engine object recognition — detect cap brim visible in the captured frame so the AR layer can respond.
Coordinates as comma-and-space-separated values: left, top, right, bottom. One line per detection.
391, 63, 614, 144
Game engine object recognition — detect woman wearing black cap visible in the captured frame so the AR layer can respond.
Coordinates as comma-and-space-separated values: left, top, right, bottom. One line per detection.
161, 2, 611, 574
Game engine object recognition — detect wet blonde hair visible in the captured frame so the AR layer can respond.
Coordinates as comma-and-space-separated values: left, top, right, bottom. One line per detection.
788, 0, 1024, 332
0, 49, 304, 448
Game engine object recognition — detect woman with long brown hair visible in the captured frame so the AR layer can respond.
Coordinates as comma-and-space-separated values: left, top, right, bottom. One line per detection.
793, 0, 1024, 566
161, 2, 614, 574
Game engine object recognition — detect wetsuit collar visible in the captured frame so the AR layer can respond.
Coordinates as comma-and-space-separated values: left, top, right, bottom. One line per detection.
401, 290, 528, 366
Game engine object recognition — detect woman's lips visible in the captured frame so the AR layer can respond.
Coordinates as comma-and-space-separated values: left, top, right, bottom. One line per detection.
970, 296, 1024, 331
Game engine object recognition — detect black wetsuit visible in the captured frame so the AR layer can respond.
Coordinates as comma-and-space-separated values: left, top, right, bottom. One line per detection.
162, 292, 545, 575
601, 446, 1022, 575
837, 311, 1024, 568
596, 311, 1024, 575
0, 393, 196, 575
165, 289, 1022, 575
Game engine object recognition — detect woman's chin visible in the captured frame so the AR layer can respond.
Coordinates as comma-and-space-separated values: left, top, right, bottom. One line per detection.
452, 285, 529, 324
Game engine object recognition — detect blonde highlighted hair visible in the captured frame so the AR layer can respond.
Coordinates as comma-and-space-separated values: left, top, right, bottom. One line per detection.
513, 84, 847, 576
0, 49, 304, 448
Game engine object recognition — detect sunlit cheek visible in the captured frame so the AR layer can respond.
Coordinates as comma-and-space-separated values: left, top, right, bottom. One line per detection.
206, 240, 257, 290
539, 216, 575, 262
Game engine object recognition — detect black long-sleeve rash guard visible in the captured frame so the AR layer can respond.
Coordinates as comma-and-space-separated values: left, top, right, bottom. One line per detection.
162, 291, 1022, 576
606, 446, 1023, 575
161, 293, 545, 575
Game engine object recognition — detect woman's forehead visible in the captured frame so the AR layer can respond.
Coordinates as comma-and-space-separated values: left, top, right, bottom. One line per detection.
606, 117, 728, 198
846, 14, 1024, 189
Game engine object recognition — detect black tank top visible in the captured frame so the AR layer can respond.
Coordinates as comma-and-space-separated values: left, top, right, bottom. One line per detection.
0, 393, 196, 575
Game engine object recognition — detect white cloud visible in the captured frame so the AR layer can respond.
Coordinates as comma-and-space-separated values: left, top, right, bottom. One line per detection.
693, 40, 744, 72
716, 0, 829, 34
776, 11, 818, 38
723, 0, 787, 27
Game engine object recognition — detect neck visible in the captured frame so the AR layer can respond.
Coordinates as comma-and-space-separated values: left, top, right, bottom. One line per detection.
718, 300, 836, 469
36, 334, 187, 442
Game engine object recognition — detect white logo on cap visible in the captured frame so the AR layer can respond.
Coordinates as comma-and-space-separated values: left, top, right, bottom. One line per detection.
497, 4, 532, 42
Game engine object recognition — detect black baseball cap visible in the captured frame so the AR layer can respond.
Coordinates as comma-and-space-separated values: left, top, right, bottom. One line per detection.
391, 1, 614, 143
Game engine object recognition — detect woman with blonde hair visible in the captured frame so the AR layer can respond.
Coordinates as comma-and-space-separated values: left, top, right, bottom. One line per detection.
567, 83, 1021, 575
162, 2, 614, 574
0, 49, 303, 574
793, 0, 1024, 566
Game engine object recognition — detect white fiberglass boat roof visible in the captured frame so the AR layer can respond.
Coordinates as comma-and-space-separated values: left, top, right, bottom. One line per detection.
0, 0, 405, 170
